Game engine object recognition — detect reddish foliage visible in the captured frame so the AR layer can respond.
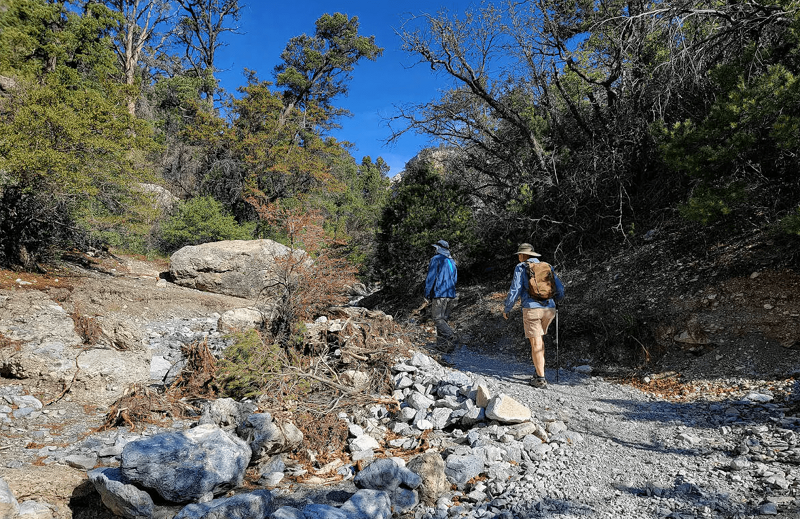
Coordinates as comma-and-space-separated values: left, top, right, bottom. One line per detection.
245, 199, 358, 342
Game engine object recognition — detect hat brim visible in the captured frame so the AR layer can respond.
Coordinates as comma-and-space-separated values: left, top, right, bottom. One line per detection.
514, 251, 541, 257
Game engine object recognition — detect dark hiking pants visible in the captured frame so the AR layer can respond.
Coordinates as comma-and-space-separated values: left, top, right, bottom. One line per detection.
431, 297, 458, 344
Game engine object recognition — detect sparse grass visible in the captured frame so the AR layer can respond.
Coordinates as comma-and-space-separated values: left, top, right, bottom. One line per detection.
0, 267, 74, 291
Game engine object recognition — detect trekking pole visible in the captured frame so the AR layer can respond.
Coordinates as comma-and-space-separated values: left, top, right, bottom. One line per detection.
555, 305, 560, 383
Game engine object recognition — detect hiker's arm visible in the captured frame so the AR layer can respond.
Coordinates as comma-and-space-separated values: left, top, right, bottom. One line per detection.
424, 257, 438, 299
503, 264, 525, 316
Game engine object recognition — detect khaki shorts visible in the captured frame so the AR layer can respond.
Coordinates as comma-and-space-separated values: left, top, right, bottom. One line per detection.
522, 307, 556, 338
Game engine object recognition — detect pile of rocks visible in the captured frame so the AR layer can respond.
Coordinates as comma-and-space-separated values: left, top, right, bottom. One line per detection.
1, 349, 590, 519
150, 351, 585, 518
0, 388, 42, 423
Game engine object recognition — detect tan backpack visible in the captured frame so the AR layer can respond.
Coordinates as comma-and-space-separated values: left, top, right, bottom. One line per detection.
526, 261, 556, 301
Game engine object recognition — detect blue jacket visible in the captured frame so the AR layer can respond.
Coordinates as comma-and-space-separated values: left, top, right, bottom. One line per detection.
425, 253, 457, 299
504, 258, 565, 313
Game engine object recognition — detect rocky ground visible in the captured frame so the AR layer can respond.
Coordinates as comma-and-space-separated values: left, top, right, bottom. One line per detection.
0, 221, 799, 519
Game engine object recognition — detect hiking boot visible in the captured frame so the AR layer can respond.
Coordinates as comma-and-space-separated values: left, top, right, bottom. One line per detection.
530, 375, 548, 388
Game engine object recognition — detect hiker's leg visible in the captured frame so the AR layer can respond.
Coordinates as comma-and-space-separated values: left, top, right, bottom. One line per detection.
533, 307, 557, 376
540, 307, 556, 335
522, 307, 547, 376
431, 298, 456, 343
444, 296, 458, 321
443, 296, 460, 342
529, 336, 545, 377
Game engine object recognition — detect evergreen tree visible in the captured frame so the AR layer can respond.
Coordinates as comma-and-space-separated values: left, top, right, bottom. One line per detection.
376, 161, 477, 288
0, 0, 159, 267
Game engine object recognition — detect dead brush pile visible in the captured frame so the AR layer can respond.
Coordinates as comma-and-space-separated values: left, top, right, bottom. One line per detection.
170, 339, 219, 399
0, 332, 22, 352
99, 306, 416, 468
275, 306, 422, 476
69, 304, 103, 346
100, 383, 191, 431
291, 306, 409, 408
100, 340, 219, 430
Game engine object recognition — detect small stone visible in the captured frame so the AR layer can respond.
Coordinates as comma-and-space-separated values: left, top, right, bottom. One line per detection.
65, 454, 98, 470
475, 385, 491, 408
485, 394, 531, 424
758, 502, 778, 515
350, 435, 380, 452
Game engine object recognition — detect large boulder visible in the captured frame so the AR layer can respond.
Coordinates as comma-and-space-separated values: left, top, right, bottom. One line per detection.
121, 424, 251, 503
217, 307, 264, 333
198, 398, 258, 431
137, 183, 179, 212
339, 489, 392, 519
88, 468, 168, 519
16, 500, 53, 519
169, 240, 306, 300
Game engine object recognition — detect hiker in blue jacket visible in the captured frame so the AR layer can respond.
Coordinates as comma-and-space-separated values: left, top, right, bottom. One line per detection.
502, 243, 565, 388
424, 239, 459, 351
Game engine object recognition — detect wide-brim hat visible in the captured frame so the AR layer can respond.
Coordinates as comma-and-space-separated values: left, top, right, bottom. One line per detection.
432, 239, 450, 249
514, 243, 541, 257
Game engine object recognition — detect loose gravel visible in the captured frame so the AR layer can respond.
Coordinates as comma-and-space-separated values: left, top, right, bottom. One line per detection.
423, 344, 800, 519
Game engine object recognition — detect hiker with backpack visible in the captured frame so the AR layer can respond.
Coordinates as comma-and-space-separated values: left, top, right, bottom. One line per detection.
502, 243, 565, 388
425, 239, 459, 351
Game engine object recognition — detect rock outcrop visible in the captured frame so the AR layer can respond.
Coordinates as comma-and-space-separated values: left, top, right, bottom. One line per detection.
0, 290, 151, 406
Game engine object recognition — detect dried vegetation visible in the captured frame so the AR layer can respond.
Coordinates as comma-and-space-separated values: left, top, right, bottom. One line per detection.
98, 305, 416, 468
69, 305, 103, 346
0, 332, 22, 352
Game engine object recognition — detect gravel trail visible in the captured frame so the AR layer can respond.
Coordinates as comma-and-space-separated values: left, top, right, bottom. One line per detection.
436, 345, 800, 518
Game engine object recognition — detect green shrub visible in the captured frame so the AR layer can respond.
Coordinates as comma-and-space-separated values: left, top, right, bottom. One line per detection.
779, 207, 800, 236
216, 329, 310, 401
158, 196, 256, 251
678, 184, 745, 225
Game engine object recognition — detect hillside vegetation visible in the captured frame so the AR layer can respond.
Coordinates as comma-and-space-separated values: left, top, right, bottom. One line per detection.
1, 0, 799, 370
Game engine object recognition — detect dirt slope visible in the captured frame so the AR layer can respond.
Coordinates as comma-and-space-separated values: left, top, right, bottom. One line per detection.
382, 219, 800, 390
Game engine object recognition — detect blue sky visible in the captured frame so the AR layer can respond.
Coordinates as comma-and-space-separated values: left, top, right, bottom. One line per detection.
215, 1, 471, 177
